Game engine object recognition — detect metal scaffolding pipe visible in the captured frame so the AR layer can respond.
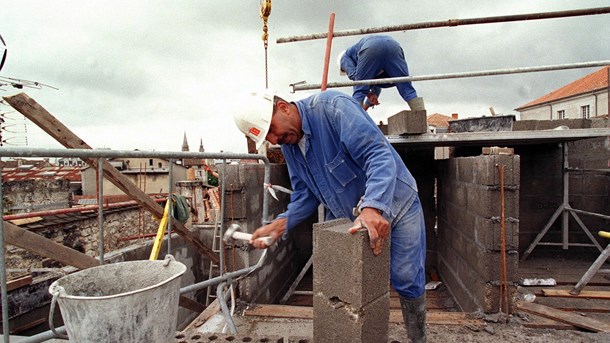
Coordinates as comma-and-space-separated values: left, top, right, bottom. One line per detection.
277, 6, 610, 43
2, 199, 161, 221
290, 60, 610, 92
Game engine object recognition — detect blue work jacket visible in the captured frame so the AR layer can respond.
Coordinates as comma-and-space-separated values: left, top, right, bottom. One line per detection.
276, 90, 418, 232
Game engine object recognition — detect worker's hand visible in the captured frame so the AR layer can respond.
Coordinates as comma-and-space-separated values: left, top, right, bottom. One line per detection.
348, 207, 390, 255
366, 93, 380, 107
250, 217, 287, 249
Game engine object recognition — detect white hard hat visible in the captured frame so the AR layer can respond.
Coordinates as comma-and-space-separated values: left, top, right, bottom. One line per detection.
337, 50, 346, 76
233, 89, 275, 149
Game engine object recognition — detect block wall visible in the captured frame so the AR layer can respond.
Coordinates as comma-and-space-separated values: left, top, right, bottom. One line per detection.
437, 154, 520, 312
221, 163, 312, 304
514, 118, 610, 252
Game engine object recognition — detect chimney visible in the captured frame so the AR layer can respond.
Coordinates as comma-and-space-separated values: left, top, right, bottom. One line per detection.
451, 113, 459, 119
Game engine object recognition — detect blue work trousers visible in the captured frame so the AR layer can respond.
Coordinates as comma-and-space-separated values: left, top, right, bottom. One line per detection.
355, 36, 418, 102
390, 191, 426, 299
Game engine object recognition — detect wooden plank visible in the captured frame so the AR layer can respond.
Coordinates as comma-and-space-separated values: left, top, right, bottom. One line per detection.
179, 295, 206, 313
542, 289, 610, 299
517, 301, 610, 332
184, 299, 221, 330
9, 217, 43, 226
5, 274, 32, 291
521, 313, 576, 330
243, 305, 482, 325
4, 221, 100, 270
3, 93, 218, 264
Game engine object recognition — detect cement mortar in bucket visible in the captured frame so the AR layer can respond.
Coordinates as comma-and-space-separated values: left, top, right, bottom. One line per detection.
49, 255, 186, 343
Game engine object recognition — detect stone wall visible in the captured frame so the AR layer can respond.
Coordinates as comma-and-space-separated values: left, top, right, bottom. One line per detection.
5, 207, 158, 270
3, 179, 70, 214
437, 154, 520, 312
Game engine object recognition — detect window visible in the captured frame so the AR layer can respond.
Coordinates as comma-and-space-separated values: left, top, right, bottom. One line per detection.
581, 105, 590, 119
557, 110, 565, 119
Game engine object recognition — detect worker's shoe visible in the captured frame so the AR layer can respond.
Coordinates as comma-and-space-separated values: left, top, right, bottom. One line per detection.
407, 97, 426, 111
399, 293, 427, 343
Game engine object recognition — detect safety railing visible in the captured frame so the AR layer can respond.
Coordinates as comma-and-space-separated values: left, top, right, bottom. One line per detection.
0, 147, 271, 343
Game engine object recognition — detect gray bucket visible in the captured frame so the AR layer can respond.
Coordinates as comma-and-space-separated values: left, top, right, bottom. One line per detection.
48, 255, 186, 343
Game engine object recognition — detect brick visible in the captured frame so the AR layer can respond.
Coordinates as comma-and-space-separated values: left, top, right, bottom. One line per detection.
313, 218, 390, 308
387, 110, 427, 135
313, 291, 389, 343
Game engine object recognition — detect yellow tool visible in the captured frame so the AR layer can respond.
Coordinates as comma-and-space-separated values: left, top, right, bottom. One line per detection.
149, 198, 172, 260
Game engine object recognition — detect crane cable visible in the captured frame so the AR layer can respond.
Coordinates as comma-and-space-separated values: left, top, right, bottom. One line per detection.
260, 0, 271, 89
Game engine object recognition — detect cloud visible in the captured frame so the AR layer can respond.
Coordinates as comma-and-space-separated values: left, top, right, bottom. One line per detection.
1, 0, 608, 154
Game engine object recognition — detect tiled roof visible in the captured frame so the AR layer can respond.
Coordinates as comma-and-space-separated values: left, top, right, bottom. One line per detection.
2, 166, 81, 182
427, 113, 453, 128
516, 66, 609, 110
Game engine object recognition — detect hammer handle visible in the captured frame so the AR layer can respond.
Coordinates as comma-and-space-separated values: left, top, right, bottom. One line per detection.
231, 231, 274, 246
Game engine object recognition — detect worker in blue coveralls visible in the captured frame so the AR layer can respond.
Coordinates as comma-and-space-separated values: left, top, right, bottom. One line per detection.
338, 34, 425, 112
233, 89, 427, 342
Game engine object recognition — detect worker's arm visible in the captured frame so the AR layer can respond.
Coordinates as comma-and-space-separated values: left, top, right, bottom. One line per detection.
250, 217, 287, 249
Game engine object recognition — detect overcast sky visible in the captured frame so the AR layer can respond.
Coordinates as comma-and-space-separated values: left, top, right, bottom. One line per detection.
1, 0, 608, 154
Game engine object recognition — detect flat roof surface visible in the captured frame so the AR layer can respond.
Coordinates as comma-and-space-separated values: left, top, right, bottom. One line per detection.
388, 128, 610, 148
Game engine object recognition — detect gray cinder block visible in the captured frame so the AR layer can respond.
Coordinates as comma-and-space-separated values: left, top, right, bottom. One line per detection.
387, 110, 427, 135
313, 291, 389, 343
313, 218, 390, 308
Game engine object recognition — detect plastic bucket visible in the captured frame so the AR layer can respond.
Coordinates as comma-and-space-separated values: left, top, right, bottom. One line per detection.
49, 255, 186, 343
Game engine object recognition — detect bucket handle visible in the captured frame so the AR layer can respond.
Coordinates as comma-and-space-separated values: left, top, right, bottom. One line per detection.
163, 254, 175, 266
49, 286, 69, 339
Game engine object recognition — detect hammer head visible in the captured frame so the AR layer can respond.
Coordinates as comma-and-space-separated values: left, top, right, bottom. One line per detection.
223, 224, 241, 244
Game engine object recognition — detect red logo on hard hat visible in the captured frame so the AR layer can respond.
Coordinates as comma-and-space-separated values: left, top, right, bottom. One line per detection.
249, 127, 261, 137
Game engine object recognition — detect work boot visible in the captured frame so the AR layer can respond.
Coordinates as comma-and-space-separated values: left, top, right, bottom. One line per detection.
407, 97, 426, 111
399, 293, 427, 343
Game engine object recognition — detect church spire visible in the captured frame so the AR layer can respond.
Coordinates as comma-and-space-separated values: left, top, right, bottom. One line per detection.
199, 138, 205, 152
181, 132, 189, 152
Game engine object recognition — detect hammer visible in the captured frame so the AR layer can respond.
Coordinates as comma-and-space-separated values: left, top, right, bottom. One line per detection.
223, 223, 274, 246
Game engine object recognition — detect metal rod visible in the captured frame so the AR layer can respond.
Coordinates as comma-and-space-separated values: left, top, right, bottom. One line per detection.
13, 326, 67, 343
219, 159, 227, 276
0, 147, 266, 161
97, 158, 104, 264
277, 6, 610, 43
2, 199, 160, 221
291, 61, 610, 92
0, 160, 10, 343
567, 208, 610, 220
562, 144, 569, 250
321, 12, 335, 91
167, 159, 173, 254
180, 249, 268, 295
216, 282, 237, 335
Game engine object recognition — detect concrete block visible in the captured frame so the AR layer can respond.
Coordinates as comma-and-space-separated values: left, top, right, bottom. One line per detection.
313, 218, 390, 308
287, 337, 312, 343
387, 110, 427, 135
174, 332, 284, 342
313, 291, 389, 343
448, 115, 515, 133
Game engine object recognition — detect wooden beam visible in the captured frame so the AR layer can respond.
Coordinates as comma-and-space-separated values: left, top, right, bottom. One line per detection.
4, 221, 100, 269
517, 301, 610, 332
542, 289, 610, 299
5, 274, 32, 292
3, 93, 219, 264
242, 304, 483, 325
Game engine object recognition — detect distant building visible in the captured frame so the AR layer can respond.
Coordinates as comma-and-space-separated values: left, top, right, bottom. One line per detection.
515, 67, 609, 120
56, 157, 86, 167
80, 157, 187, 196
